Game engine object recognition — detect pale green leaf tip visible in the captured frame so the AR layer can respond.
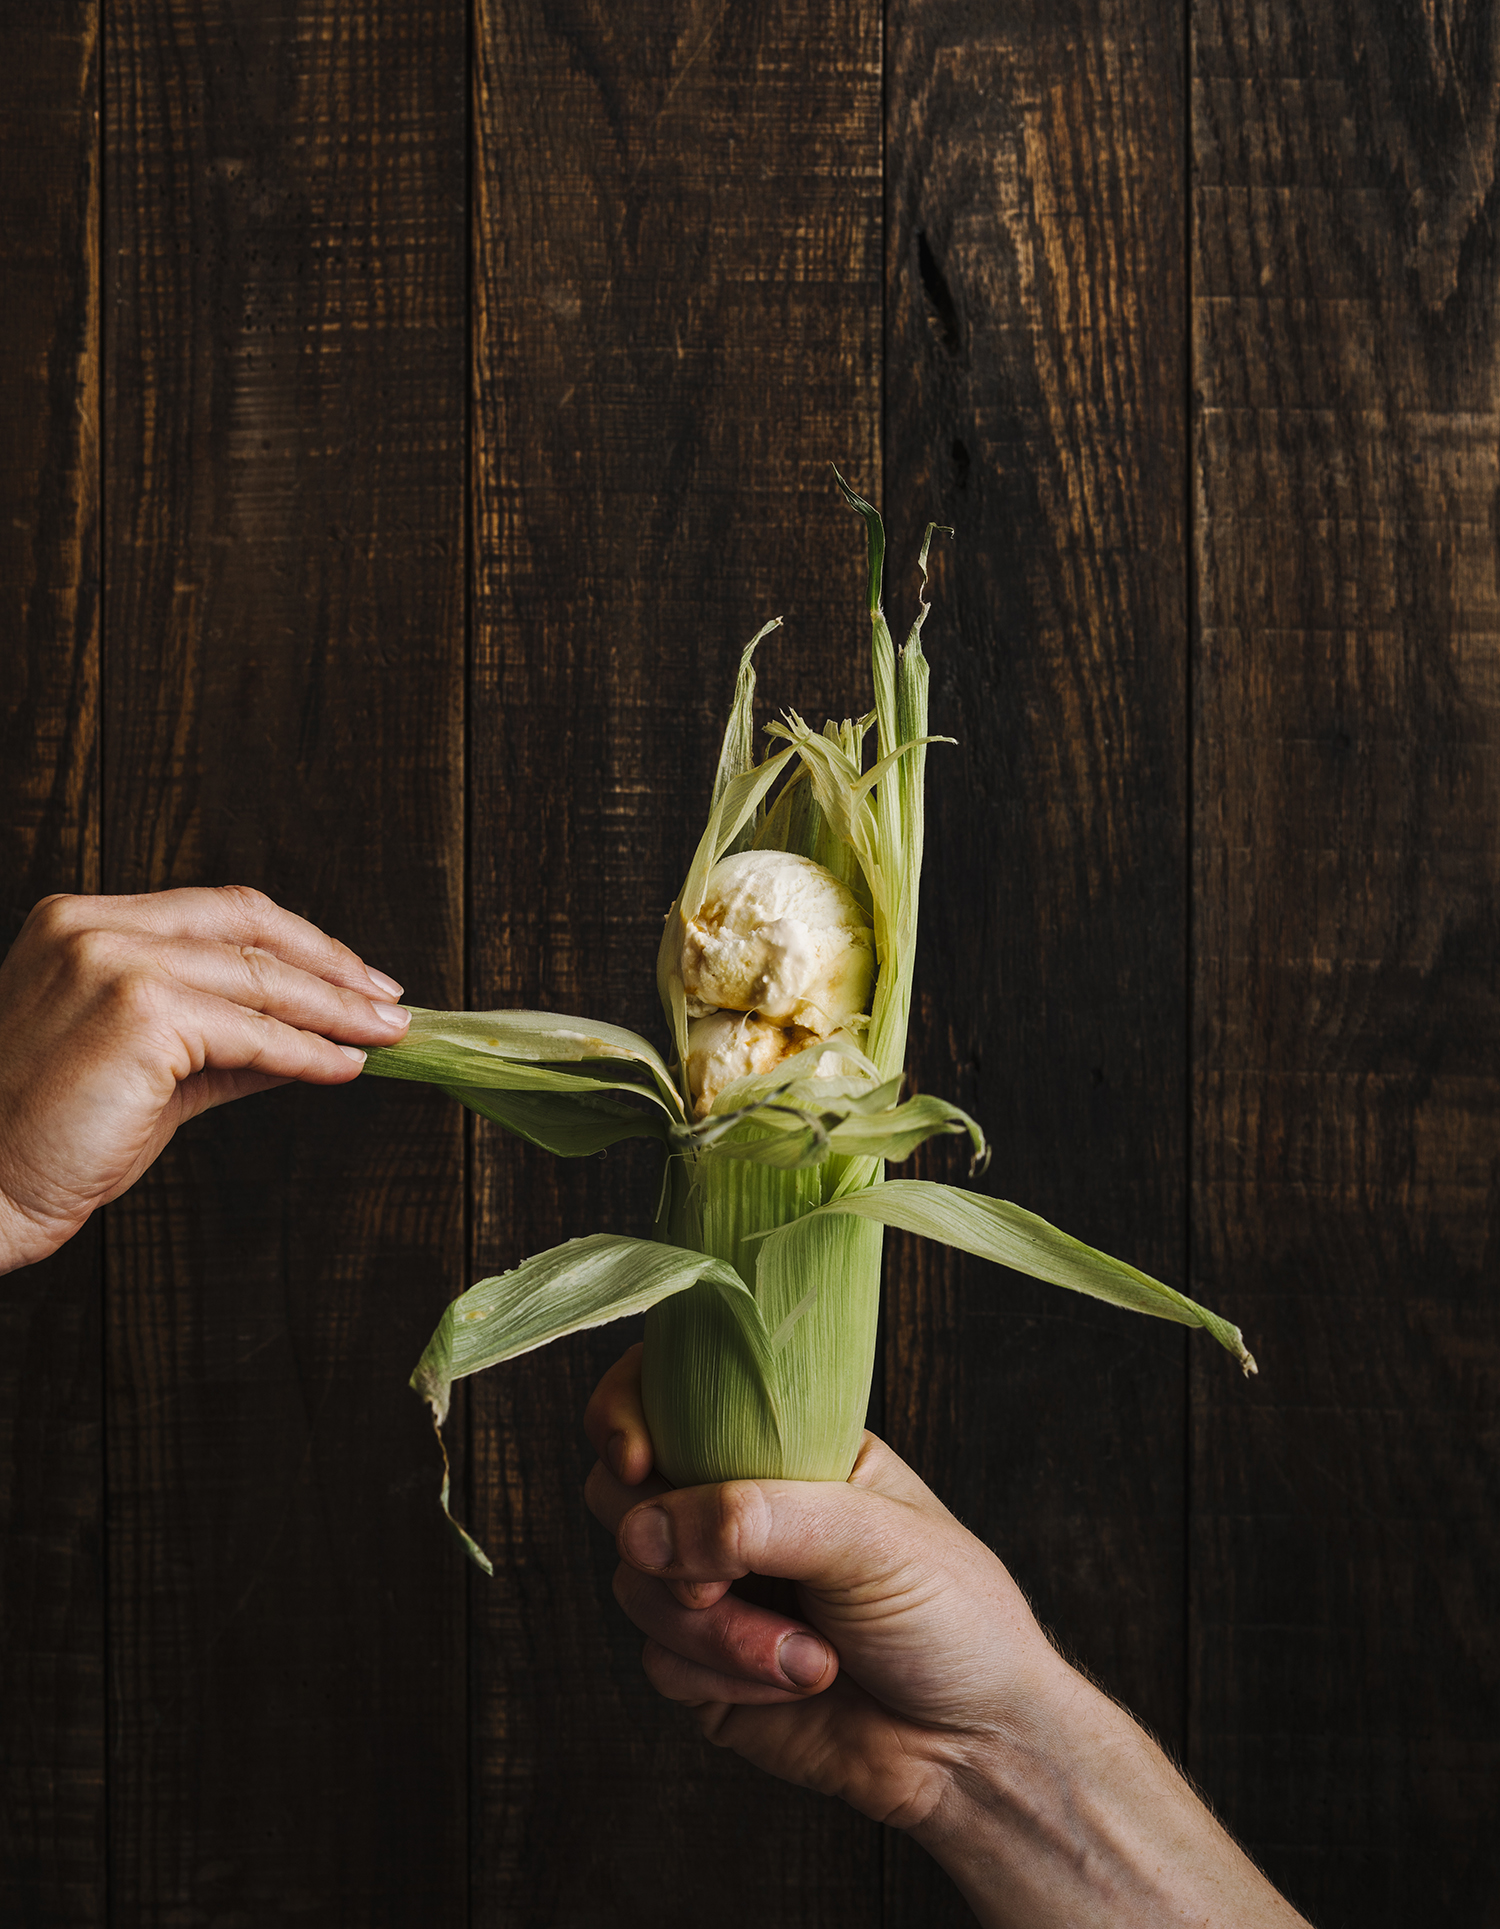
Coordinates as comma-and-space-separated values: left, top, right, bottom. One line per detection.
829, 463, 885, 613
915, 520, 954, 579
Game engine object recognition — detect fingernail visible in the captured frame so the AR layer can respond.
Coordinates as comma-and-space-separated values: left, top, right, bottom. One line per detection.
606, 1430, 628, 1479
622, 1505, 674, 1569
778, 1633, 829, 1688
366, 969, 404, 998
339, 1045, 367, 1065
373, 1002, 410, 1030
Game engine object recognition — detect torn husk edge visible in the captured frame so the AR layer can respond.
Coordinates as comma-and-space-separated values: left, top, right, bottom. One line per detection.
411, 1306, 496, 1574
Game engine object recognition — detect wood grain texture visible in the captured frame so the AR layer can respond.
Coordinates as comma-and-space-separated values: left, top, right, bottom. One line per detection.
882, 4, 1191, 1914
102, 5, 467, 1921
0, 10, 103, 1923
1191, 2, 1500, 1920
468, 0, 883, 1918
5, 4, 1496, 1917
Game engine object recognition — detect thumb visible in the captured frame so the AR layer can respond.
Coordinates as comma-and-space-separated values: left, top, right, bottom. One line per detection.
173, 1066, 292, 1121
616, 1471, 918, 1601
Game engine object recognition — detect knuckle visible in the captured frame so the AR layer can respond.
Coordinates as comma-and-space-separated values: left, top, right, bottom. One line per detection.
215, 883, 272, 928
695, 1701, 734, 1745
26, 892, 81, 942
234, 943, 278, 996
712, 1480, 768, 1568
221, 1005, 275, 1071
642, 1641, 696, 1710
106, 965, 164, 1027
56, 922, 123, 990
251, 1010, 303, 1067
582, 1459, 613, 1519
713, 1611, 760, 1676
611, 1564, 651, 1621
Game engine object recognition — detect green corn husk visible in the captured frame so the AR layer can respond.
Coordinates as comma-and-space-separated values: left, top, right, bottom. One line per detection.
367, 473, 1255, 1570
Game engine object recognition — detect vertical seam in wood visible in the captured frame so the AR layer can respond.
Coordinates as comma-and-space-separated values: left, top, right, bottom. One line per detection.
463, 4, 476, 1925
1181, 0, 1196, 1785
878, 4, 888, 1920
99, 4, 113, 1920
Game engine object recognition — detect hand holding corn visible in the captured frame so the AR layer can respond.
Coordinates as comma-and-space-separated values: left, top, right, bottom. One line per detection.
585, 1345, 1310, 1929
0, 887, 410, 1274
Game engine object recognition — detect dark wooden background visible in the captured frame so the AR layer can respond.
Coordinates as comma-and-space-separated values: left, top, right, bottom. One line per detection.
3, 3, 1496, 1924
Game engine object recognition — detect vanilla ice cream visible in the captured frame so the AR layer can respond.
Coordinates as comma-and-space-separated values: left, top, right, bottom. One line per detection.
685, 1011, 798, 1117
686, 1009, 862, 1118
681, 849, 874, 1036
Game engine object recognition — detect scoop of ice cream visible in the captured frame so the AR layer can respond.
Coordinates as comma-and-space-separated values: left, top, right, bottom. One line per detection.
686, 1011, 799, 1118
681, 849, 874, 1036
686, 1009, 861, 1119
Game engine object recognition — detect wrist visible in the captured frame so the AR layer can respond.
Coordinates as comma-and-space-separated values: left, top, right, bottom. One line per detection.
908, 1654, 1121, 1929
911, 1653, 1307, 1929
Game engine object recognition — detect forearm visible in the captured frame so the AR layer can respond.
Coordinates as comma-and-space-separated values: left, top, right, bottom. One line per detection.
912, 1659, 1310, 1929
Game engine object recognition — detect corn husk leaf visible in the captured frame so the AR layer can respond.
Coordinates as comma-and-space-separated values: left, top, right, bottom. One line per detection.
753, 721, 877, 909
412, 1232, 774, 1422
682, 1115, 836, 1170
822, 469, 952, 1081
443, 1085, 668, 1156
712, 617, 782, 856
365, 1007, 682, 1118
685, 1092, 985, 1171
751, 1179, 1257, 1373
643, 1204, 884, 1485
824, 1095, 985, 1165
412, 1231, 784, 1569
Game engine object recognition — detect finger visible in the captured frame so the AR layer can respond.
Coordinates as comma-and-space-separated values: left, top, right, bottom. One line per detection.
586, 1459, 731, 1609
147, 937, 411, 1045
585, 1455, 671, 1533
640, 1639, 821, 1708
612, 1562, 836, 1696
583, 1343, 652, 1484
180, 1068, 290, 1112
39, 888, 402, 998
684, 1673, 913, 1808
615, 1471, 924, 1596
146, 982, 379, 1091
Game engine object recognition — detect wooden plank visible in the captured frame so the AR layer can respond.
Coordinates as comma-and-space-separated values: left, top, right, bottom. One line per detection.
468, 1, 883, 1918
102, 6, 467, 1922
0, 10, 103, 1923
1191, 3, 1500, 1920
882, 2, 1191, 1917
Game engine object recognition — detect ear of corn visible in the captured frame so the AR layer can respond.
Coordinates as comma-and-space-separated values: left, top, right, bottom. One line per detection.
365, 474, 1255, 1569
